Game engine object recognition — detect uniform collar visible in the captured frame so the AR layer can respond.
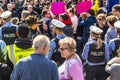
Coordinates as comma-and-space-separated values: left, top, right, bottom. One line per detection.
31, 53, 45, 57
4, 22, 13, 27
56, 34, 66, 39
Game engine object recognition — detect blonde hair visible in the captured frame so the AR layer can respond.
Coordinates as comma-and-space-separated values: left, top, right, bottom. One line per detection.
106, 15, 118, 26
91, 33, 103, 49
96, 13, 106, 20
59, 37, 76, 52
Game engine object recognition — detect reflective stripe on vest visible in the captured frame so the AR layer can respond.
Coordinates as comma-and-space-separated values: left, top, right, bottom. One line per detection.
7, 44, 33, 66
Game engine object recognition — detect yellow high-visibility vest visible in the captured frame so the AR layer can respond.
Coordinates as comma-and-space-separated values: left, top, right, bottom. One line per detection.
7, 44, 33, 66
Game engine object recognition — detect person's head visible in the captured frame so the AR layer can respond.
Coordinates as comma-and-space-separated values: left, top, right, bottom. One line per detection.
71, 5, 76, 13
1, 11, 12, 22
42, 10, 50, 18
80, 12, 87, 20
27, 5, 33, 13
42, 6, 49, 11
90, 25, 103, 49
32, 35, 50, 55
25, 15, 38, 30
11, 2, 16, 9
17, 23, 30, 39
28, 0, 34, 5
2, 0, 6, 5
106, 15, 118, 27
59, 13, 69, 21
96, 13, 106, 25
114, 21, 120, 37
112, 4, 120, 17
45, 1, 51, 7
51, 19, 65, 34
7, 3, 13, 11
59, 37, 76, 59
96, 7, 107, 16
11, 17, 19, 25
34, 0, 39, 5
59, 13, 72, 25
86, 9, 95, 17
67, 8, 75, 17
21, 10, 30, 20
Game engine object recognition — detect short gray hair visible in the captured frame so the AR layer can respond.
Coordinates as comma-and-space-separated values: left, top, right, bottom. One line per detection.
32, 35, 50, 49
22, 10, 30, 19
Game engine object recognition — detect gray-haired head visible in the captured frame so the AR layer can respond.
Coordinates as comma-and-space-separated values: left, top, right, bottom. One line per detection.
32, 35, 50, 49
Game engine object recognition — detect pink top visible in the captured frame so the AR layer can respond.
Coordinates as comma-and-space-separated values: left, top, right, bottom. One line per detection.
58, 57, 84, 80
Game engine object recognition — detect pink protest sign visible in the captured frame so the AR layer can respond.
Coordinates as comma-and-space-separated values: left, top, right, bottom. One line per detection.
76, 1, 91, 14
51, 2, 65, 15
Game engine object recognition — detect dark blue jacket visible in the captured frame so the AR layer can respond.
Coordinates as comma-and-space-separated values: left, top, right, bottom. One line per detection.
78, 16, 97, 43
106, 0, 119, 13
11, 54, 59, 80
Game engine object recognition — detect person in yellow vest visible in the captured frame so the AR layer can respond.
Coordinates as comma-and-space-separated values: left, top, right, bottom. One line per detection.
7, 23, 33, 69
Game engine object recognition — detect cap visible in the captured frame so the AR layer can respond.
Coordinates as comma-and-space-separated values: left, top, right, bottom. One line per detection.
51, 19, 66, 28
90, 25, 103, 34
1, 11, 11, 19
114, 21, 120, 29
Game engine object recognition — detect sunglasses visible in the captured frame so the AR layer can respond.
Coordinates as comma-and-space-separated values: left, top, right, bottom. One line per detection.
97, 18, 102, 21
59, 47, 68, 51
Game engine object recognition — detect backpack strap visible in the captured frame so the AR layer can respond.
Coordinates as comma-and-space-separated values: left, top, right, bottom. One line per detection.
9, 45, 16, 66
51, 38, 65, 66
53, 38, 59, 51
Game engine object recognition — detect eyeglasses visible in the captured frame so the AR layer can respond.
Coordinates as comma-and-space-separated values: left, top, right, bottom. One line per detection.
59, 47, 68, 51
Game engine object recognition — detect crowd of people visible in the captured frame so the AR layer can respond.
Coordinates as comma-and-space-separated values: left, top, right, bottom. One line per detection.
0, 0, 120, 80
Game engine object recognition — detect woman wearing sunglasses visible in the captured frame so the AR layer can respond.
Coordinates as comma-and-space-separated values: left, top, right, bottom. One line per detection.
58, 37, 84, 80
96, 13, 108, 40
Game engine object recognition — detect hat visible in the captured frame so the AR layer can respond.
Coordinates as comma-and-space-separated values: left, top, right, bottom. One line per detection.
114, 21, 120, 29
90, 25, 103, 34
1, 11, 11, 19
51, 19, 65, 28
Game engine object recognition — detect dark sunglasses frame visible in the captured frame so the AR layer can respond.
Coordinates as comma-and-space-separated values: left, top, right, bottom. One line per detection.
59, 48, 68, 51
97, 18, 103, 21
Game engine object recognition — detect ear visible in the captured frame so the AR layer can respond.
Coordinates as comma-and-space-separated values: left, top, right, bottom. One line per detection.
43, 46, 47, 50
16, 32, 19, 37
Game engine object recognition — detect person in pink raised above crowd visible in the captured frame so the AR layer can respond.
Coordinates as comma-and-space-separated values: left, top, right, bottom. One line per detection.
58, 37, 84, 80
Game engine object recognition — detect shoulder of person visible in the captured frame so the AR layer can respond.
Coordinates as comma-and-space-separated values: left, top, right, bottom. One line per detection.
107, 57, 120, 65
0, 40, 5, 43
50, 39, 56, 45
50, 38, 59, 45
46, 59, 58, 67
67, 58, 80, 67
109, 38, 119, 43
